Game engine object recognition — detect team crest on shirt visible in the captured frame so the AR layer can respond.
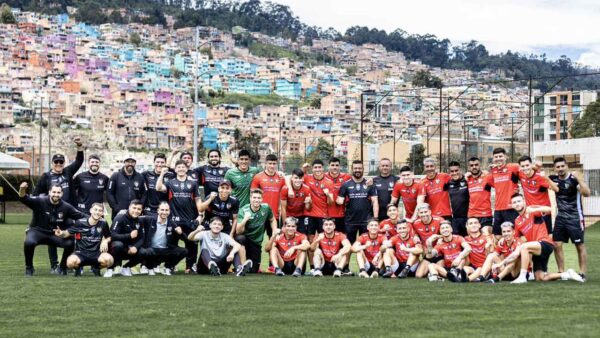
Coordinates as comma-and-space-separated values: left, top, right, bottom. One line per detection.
565, 183, 570, 189
99, 179, 104, 185
134, 181, 139, 187
135, 223, 140, 229
218, 169, 223, 175
226, 203, 232, 209
451, 243, 456, 248
96, 226, 103, 233
460, 181, 465, 186
57, 212, 63, 219
389, 182, 394, 188
187, 183, 192, 189
363, 184, 367, 189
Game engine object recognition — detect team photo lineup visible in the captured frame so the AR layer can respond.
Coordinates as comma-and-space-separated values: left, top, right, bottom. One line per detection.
19, 136, 591, 284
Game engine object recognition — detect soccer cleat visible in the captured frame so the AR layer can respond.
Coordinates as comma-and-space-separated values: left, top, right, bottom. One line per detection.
312, 269, 323, 277
567, 269, 584, 283
447, 268, 460, 283
510, 276, 528, 284
74, 268, 82, 277
25, 266, 34, 277
148, 269, 156, 276
58, 267, 68, 276
275, 267, 285, 276
103, 269, 114, 278
242, 260, 252, 275
458, 269, 468, 283
473, 276, 486, 283
527, 272, 535, 281
428, 273, 441, 282
333, 269, 342, 278
358, 271, 369, 278
382, 268, 394, 278
163, 268, 173, 276
208, 261, 221, 276
579, 273, 587, 282
235, 265, 245, 277
370, 271, 379, 278
486, 277, 499, 284
50, 265, 59, 275
121, 267, 133, 277
139, 265, 149, 274
398, 266, 410, 279
292, 268, 303, 277
153, 267, 160, 274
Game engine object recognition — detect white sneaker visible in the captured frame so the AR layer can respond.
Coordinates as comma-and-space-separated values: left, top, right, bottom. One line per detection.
511, 276, 528, 284
121, 267, 133, 277
370, 271, 379, 278
139, 265, 149, 274
148, 269, 156, 276
153, 267, 160, 273
113, 266, 121, 275
163, 268, 172, 276
103, 269, 114, 278
428, 273, 439, 282
567, 269, 584, 283
313, 269, 323, 277
359, 271, 369, 278
333, 269, 342, 278
527, 272, 535, 281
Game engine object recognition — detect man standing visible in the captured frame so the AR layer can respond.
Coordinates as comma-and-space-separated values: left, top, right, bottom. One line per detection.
489, 148, 520, 237
325, 157, 352, 233
143, 153, 173, 216
198, 180, 239, 235
417, 158, 452, 220
105, 200, 145, 278
295, 160, 334, 238
251, 154, 285, 230
391, 166, 421, 220
107, 155, 146, 220
447, 161, 469, 236
337, 161, 378, 244
372, 158, 399, 221
224, 149, 260, 209
518, 155, 557, 233
34, 137, 84, 273
466, 157, 493, 235
73, 154, 108, 214
550, 157, 591, 281
193, 149, 229, 197
280, 169, 312, 236
19, 182, 86, 276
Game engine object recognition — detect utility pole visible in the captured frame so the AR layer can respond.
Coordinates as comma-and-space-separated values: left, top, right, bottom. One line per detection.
392, 128, 396, 174
39, 96, 43, 175
278, 122, 283, 169
331, 134, 335, 157
304, 137, 307, 162
439, 88, 442, 165
511, 116, 515, 163
447, 96, 451, 168
48, 99, 51, 164
360, 93, 364, 163
528, 76, 533, 156
193, 26, 199, 167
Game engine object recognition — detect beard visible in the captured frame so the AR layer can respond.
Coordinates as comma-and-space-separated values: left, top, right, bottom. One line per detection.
209, 159, 220, 167
353, 172, 363, 180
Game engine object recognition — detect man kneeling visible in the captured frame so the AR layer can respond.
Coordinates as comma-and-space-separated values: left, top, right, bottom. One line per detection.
311, 218, 351, 277
55, 203, 113, 276
188, 216, 251, 276
266, 217, 309, 277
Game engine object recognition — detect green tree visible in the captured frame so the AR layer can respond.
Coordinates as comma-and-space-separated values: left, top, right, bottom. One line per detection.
411, 70, 443, 89
309, 96, 321, 109
129, 32, 141, 47
306, 138, 333, 163
233, 128, 261, 164
571, 99, 600, 138
0, 3, 16, 24
107, 10, 125, 24
407, 144, 426, 175
345, 66, 357, 76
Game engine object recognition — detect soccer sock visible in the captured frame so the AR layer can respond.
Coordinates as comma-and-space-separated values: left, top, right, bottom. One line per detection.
519, 269, 527, 279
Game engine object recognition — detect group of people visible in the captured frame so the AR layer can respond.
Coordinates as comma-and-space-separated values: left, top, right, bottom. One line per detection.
19, 138, 591, 284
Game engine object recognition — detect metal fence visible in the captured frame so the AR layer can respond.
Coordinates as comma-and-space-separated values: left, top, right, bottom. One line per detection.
584, 170, 600, 217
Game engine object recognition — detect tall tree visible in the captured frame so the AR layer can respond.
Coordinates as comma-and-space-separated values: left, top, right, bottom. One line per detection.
0, 3, 16, 24
571, 99, 600, 138
407, 144, 426, 175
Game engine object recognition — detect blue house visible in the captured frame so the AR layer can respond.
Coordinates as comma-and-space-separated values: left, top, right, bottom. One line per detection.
202, 128, 218, 149
275, 79, 301, 100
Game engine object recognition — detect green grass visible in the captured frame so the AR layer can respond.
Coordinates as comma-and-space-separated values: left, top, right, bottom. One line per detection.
1, 213, 600, 337
205, 93, 297, 111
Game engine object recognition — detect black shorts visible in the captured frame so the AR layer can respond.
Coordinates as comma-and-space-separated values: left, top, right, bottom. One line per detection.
74, 251, 100, 267
443, 215, 453, 221
296, 216, 310, 235
333, 217, 345, 233
424, 255, 443, 264
306, 217, 326, 235
234, 235, 261, 273
282, 260, 297, 274
543, 214, 553, 234
345, 223, 368, 244
451, 217, 468, 236
553, 216, 585, 244
320, 261, 338, 275
197, 257, 231, 275
476, 217, 493, 227
532, 241, 554, 273
492, 209, 519, 235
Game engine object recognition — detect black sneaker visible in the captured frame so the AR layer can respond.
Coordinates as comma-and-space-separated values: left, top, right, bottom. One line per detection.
382, 267, 394, 278
25, 266, 34, 277
74, 268, 82, 277
292, 268, 302, 277
486, 277, 500, 284
91, 266, 101, 277
447, 268, 460, 283
341, 267, 354, 276
398, 266, 410, 279
208, 262, 221, 276
458, 269, 468, 283
275, 267, 285, 276
58, 267, 68, 276
473, 276, 486, 282
579, 273, 587, 282
50, 265, 59, 274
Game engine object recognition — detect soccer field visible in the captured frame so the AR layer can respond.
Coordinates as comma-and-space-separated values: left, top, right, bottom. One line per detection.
1, 214, 599, 337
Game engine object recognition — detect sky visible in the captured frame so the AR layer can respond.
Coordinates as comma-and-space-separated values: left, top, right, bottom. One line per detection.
271, 0, 600, 68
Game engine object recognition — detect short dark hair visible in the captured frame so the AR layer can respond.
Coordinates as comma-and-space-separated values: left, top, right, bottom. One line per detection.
492, 148, 506, 155
352, 160, 363, 166
209, 216, 223, 225
130, 199, 143, 206
329, 157, 340, 164
89, 154, 101, 161
49, 184, 63, 191
207, 149, 221, 158
153, 153, 166, 161
174, 159, 188, 168
554, 157, 566, 165
511, 193, 523, 200
448, 161, 461, 168
90, 202, 104, 210
266, 154, 278, 162
291, 168, 304, 178
386, 203, 398, 211
518, 155, 532, 164
250, 188, 263, 196
468, 157, 480, 162
322, 218, 335, 223
399, 165, 411, 173
238, 149, 251, 158
180, 151, 193, 159
312, 159, 324, 166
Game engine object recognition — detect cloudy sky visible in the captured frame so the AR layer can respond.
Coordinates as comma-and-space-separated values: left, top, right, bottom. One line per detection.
272, 0, 600, 68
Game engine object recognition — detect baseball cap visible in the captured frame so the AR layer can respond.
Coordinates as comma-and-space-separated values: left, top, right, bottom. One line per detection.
52, 154, 65, 162
219, 179, 232, 187
124, 154, 136, 162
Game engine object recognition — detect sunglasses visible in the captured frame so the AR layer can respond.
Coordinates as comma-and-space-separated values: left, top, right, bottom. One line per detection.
53, 160, 65, 165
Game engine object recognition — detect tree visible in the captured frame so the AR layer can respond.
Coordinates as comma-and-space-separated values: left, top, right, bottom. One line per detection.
233, 128, 261, 164
309, 96, 321, 109
571, 99, 600, 138
129, 32, 141, 47
407, 144, 426, 175
306, 138, 332, 164
0, 3, 16, 24
411, 70, 443, 89
345, 66, 357, 76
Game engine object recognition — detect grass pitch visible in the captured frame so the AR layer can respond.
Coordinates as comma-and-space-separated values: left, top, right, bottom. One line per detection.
0, 213, 599, 337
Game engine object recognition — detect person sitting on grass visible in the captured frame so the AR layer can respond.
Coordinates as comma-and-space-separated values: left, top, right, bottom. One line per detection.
352, 219, 386, 278
311, 218, 352, 277
382, 220, 422, 278
54, 203, 113, 277
188, 216, 251, 276
479, 221, 523, 283
499, 194, 583, 284
463, 218, 494, 282
265, 217, 310, 277
425, 221, 472, 282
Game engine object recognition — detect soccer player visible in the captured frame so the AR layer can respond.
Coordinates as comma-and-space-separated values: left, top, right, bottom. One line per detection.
156, 160, 202, 274
518, 155, 557, 233
352, 219, 386, 278
266, 217, 310, 277
224, 149, 260, 209
382, 221, 422, 278
372, 158, 399, 221
550, 157, 591, 281
482, 221, 523, 283
138, 201, 187, 276
198, 180, 239, 236
425, 221, 472, 282
411, 203, 444, 278
294, 159, 334, 239
337, 160, 378, 244
447, 161, 469, 236
501, 193, 583, 284
34, 137, 84, 273
19, 182, 86, 276
251, 154, 285, 232
179, 151, 199, 182
188, 216, 251, 276
489, 148, 520, 237
311, 218, 352, 277
54, 203, 113, 276
466, 157, 493, 235
142, 153, 173, 216
391, 166, 421, 220
193, 149, 229, 197
280, 169, 312, 236
417, 158, 452, 220
463, 218, 494, 282
234, 189, 278, 273
105, 200, 145, 278
72, 154, 108, 214
325, 157, 352, 232
378, 204, 404, 239
107, 155, 146, 220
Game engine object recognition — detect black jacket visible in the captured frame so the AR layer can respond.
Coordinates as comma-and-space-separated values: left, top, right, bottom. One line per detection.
110, 212, 145, 248
72, 170, 109, 213
19, 194, 86, 234
139, 215, 185, 249
107, 168, 146, 216
33, 150, 84, 205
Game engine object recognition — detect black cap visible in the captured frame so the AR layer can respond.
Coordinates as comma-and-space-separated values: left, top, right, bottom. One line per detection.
89, 154, 100, 161
52, 154, 65, 162
219, 179, 232, 187
180, 151, 193, 159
